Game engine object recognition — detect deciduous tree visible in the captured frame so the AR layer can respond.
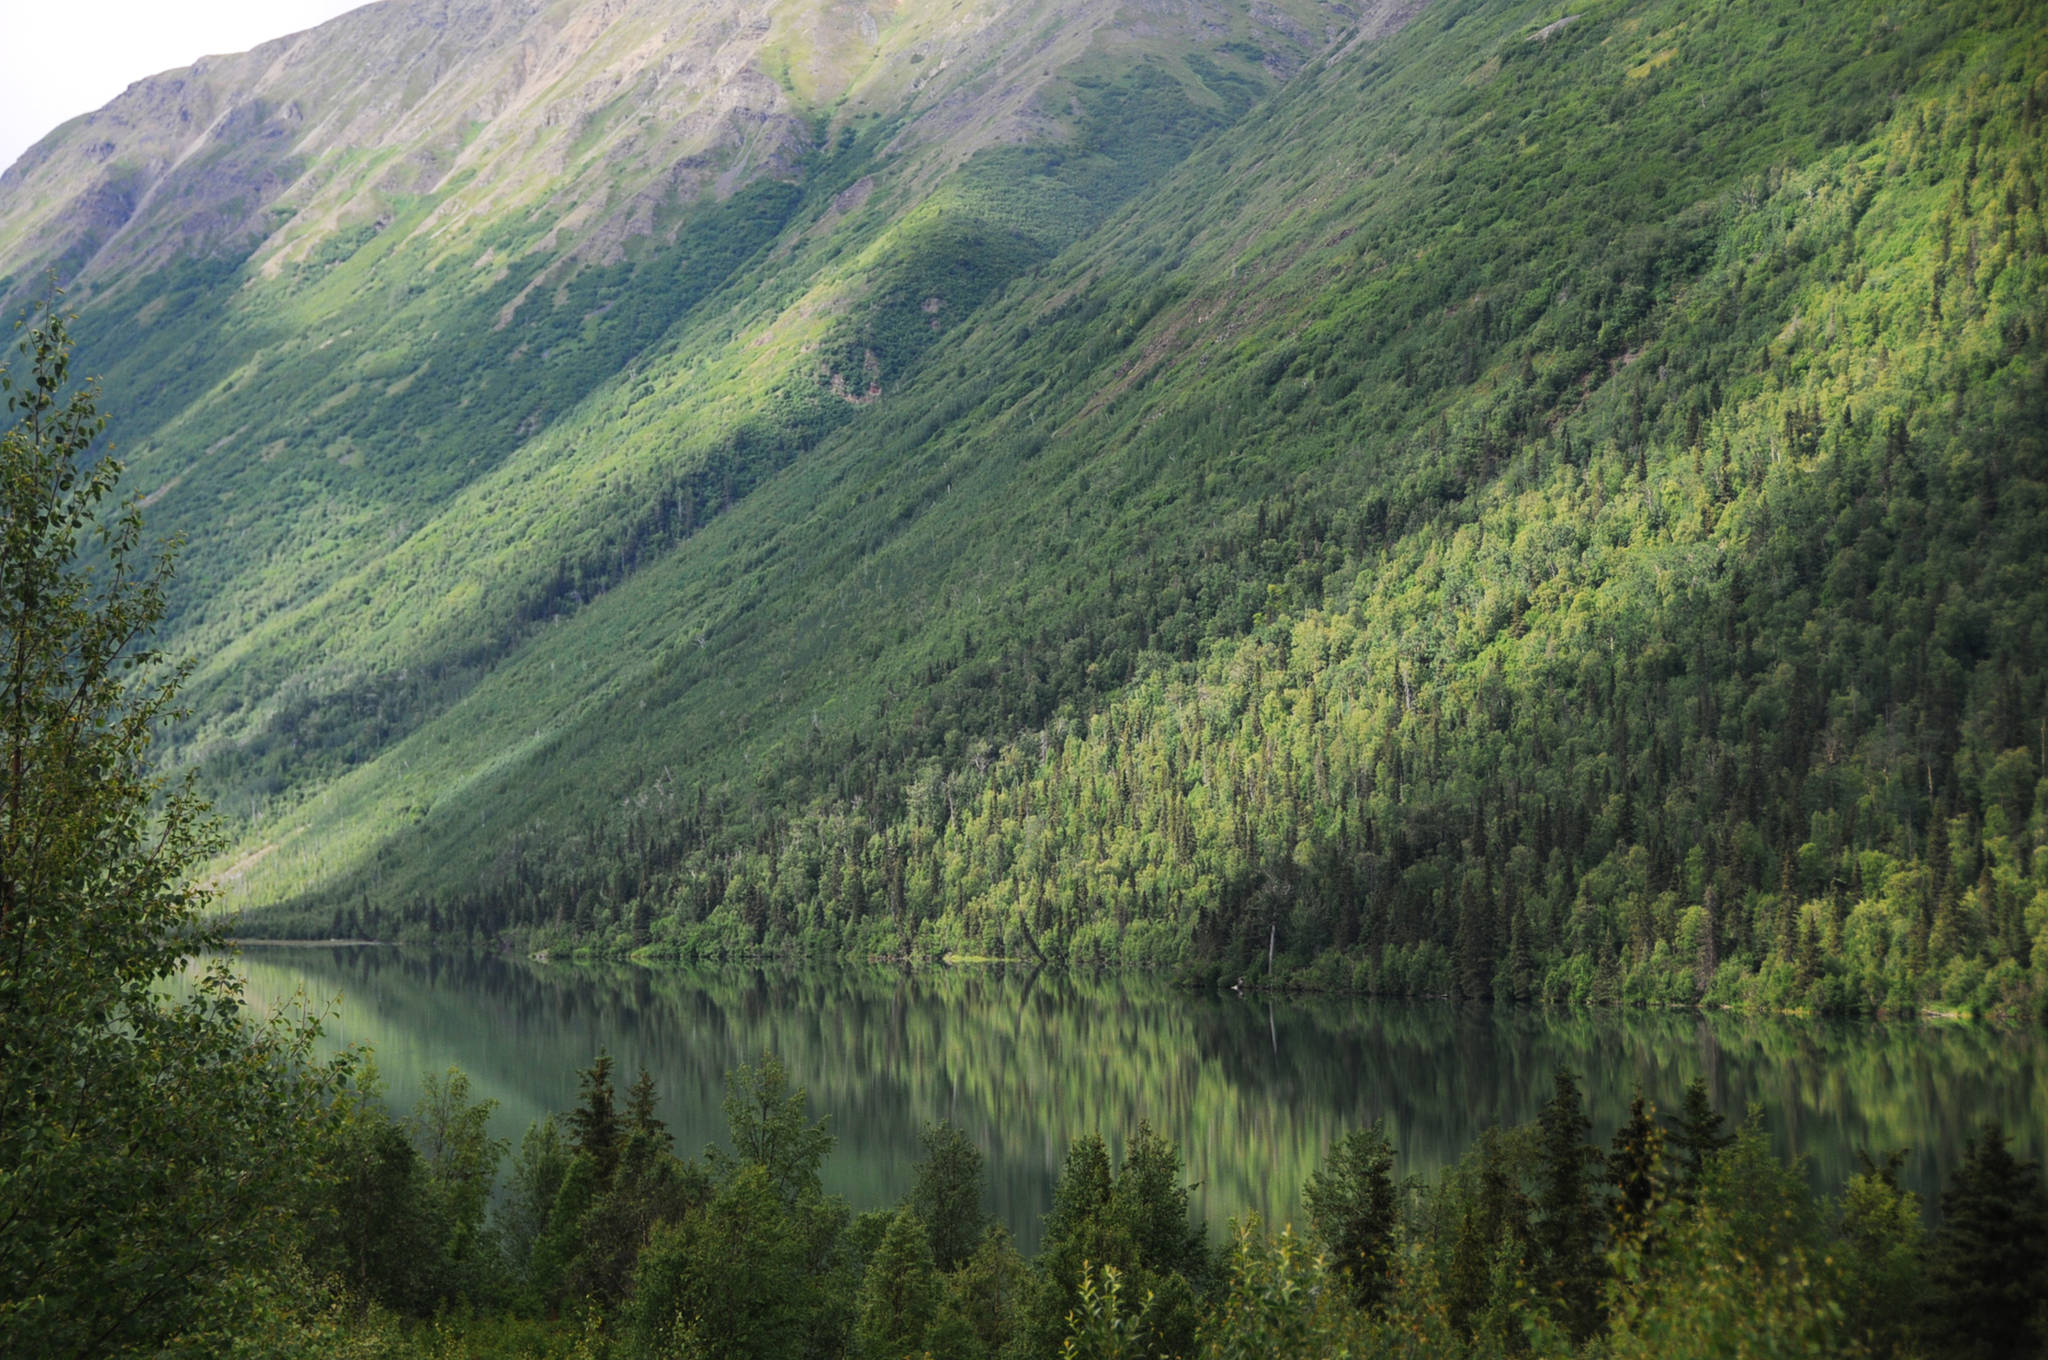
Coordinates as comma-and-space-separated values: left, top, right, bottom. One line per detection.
0, 301, 345, 1356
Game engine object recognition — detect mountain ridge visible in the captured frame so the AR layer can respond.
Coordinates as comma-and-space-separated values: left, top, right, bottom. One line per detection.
2, 0, 1377, 297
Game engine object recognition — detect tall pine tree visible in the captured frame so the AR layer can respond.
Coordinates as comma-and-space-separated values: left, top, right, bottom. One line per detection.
1303, 1120, 1400, 1310
1926, 1125, 2048, 1360
1535, 1068, 1606, 1342
568, 1052, 620, 1184
1608, 1093, 1665, 1254
1666, 1077, 1733, 1204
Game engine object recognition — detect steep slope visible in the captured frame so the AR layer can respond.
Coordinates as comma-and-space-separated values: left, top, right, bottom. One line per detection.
285, 0, 2047, 1022
2, 0, 1371, 291
10, 0, 2047, 1020
3, 0, 1362, 660
0, 0, 1376, 878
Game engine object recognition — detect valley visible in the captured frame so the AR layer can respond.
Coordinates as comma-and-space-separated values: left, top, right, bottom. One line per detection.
3, 0, 2046, 1352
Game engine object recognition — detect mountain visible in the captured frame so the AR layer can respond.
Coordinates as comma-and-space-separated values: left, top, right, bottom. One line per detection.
3, 0, 2043, 1017
0, 0, 1382, 882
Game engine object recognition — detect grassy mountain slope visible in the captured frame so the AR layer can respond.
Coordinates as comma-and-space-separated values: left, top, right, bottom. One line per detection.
0, 0, 1375, 879
12, 0, 2048, 1018
6, 0, 1357, 681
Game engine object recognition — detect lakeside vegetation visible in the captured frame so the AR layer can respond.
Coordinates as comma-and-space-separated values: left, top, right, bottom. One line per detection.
224, 946, 2048, 1248
31, 1032, 2048, 1360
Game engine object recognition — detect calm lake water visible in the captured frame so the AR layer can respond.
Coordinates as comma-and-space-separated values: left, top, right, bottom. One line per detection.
220, 947, 2044, 1249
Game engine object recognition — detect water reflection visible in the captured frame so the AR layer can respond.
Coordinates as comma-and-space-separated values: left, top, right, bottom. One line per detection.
217, 948, 2046, 1251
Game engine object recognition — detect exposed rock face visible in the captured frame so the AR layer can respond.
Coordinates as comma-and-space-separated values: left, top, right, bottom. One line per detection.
3, 0, 804, 293
0, 0, 1377, 305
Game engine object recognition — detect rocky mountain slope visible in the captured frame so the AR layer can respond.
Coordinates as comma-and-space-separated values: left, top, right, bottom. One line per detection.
3, 0, 1384, 287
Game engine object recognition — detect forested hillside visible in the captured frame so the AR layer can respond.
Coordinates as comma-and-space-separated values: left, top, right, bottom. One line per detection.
5, 0, 2045, 1017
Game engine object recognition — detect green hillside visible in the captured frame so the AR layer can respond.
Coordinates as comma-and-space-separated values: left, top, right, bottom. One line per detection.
10, 0, 2047, 1017
0, 0, 1358, 885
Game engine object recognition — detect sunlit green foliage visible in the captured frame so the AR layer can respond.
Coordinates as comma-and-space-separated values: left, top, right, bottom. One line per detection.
1194, 1221, 1378, 1360
0, 305, 349, 1357
16, 0, 2048, 1329
197, 0, 2045, 1035
35, 14, 1314, 925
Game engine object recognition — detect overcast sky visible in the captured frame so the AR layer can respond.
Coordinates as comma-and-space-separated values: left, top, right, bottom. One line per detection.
0, 1, 374, 173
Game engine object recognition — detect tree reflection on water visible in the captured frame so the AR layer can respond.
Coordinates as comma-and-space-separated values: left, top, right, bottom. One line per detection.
217, 948, 2044, 1251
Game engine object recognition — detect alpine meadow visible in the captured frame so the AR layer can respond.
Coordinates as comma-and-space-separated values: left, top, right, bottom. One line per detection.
2, 0, 2046, 1354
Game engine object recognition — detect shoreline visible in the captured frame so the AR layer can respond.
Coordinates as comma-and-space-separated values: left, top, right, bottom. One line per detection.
224, 937, 388, 948
249, 938, 2012, 1028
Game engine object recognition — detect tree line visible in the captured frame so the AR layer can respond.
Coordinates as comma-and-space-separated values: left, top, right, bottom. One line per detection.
122, 1044, 2048, 1360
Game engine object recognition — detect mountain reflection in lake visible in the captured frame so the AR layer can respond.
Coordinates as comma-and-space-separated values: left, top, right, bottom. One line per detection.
218, 948, 2044, 1250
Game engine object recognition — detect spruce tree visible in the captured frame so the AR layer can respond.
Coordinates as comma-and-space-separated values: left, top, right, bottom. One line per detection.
1608, 1093, 1665, 1253
1302, 1119, 1399, 1310
942, 1224, 1025, 1357
1455, 880, 1493, 1000
1666, 1077, 1733, 1202
1926, 1125, 2048, 1360
1534, 1067, 1606, 1341
1696, 889, 1721, 995
625, 1066, 669, 1151
1104, 1122, 1208, 1355
854, 1206, 941, 1359
1443, 1127, 1533, 1340
568, 1051, 621, 1183
1025, 1126, 1205, 1359
1446, 1202, 1493, 1338
1021, 1134, 1117, 1359
911, 1120, 987, 1272
1042, 1132, 1114, 1256
1506, 900, 1534, 1003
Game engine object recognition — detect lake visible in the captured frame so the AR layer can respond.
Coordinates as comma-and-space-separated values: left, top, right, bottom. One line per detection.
220, 947, 2045, 1249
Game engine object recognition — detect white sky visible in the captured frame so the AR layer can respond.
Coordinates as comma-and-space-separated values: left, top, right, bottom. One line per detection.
0, 1, 374, 173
